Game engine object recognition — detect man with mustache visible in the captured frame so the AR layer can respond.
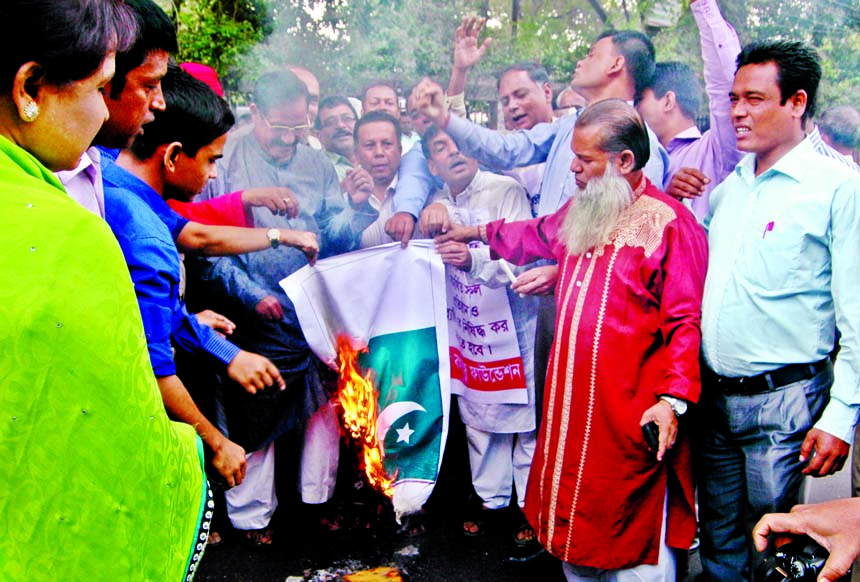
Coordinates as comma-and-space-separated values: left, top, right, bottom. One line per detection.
437, 99, 707, 581
421, 126, 541, 559
356, 80, 439, 248
496, 62, 555, 218
188, 70, 376, 546
316, 96, 359, 182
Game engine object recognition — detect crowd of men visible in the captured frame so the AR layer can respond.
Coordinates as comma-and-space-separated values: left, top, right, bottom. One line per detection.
49, 0, 860, 580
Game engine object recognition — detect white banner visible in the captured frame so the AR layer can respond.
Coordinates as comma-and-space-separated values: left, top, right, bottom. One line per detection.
446, 263, 527, 404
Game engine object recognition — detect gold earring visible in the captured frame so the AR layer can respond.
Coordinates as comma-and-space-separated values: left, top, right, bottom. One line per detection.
21, 101, 39, 123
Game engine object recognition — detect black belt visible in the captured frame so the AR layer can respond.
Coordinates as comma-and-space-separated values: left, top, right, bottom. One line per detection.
703, 358, 829, 396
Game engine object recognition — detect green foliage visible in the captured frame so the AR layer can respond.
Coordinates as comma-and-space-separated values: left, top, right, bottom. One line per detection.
156, 0, 858, 111
473, 12, 585, 85
156, 0, 267, 94
240, 0, 469, 98
726, 0, 860, 107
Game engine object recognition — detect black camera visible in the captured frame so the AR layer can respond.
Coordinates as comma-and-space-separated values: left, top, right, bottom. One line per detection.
755, 538, 849, 582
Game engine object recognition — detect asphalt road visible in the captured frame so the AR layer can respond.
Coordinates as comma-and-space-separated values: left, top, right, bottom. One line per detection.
194, 400, 853, 582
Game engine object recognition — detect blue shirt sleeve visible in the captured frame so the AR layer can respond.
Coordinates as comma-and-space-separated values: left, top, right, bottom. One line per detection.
392, 145, 441, 217
172, 307, 241, 367
118, 230, 183, 377
125, 234, 239, 375
156, 206, 190, 243
104, 186, 239, 376
444, 113, 559, 170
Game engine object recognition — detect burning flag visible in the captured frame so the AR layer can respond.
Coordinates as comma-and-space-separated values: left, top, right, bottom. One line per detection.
281, 241, 450, 519
336, 336, 393, 499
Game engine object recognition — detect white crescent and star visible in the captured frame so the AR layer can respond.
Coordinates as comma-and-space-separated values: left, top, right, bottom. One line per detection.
396, 423, 415, 444
377, 401, 426, 445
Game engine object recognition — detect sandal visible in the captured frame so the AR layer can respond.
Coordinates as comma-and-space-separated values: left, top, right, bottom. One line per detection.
508, 510, 545, 562
311, 501, 346, 532
206, 530, 224, 548
462, 506, 503, 537
462, 516, 486, 537
513, 515, 537, 547
396, 512, 426, 538
244, 527, 274, 549
508, 542, 546, 563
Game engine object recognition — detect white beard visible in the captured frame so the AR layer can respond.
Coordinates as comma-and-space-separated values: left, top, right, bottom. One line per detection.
559, 166, 634, 256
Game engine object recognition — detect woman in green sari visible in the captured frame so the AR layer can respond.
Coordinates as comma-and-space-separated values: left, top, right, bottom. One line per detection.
0, 1, 210, 579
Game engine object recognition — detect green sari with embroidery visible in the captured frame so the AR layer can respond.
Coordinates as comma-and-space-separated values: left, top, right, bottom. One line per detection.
0, 135, 208, 580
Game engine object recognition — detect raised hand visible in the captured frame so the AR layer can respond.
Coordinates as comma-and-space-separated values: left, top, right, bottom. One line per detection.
413, 77, 449, 127
453, 16, 492, 72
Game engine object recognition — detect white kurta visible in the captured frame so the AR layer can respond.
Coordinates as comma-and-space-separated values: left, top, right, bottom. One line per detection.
431, 170, 538, 433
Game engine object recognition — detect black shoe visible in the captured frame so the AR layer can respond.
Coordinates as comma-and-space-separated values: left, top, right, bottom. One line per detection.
508, 541, 546, 563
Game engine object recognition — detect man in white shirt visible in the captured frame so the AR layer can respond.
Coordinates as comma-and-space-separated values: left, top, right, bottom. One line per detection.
345, 111, 416, 248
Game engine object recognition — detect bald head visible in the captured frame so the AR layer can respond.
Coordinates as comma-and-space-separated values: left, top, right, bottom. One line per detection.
286, 65, 320, 123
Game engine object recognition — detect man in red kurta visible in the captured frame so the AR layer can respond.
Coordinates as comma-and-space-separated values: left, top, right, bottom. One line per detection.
438, 99, 708, 580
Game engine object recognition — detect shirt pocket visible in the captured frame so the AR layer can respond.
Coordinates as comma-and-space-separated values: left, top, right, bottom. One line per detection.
736, 219, 804, 290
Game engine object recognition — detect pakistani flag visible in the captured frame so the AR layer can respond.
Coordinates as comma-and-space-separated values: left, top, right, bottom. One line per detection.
280, 240, 450, 517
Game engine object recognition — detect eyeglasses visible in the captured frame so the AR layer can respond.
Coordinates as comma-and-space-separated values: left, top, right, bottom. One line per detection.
259, 111, 312, 134
320, 114, 357, 130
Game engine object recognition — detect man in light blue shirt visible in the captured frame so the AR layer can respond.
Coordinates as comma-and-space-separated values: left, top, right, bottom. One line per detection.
698, 40, 860, 581
415, 30, 669, 295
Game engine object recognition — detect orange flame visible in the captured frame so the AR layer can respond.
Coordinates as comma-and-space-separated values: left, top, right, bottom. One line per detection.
336, 335, 394, 498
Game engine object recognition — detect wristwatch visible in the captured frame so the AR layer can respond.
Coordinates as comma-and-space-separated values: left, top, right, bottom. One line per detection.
659, 395, 688, 418
266, 228, 281, 249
